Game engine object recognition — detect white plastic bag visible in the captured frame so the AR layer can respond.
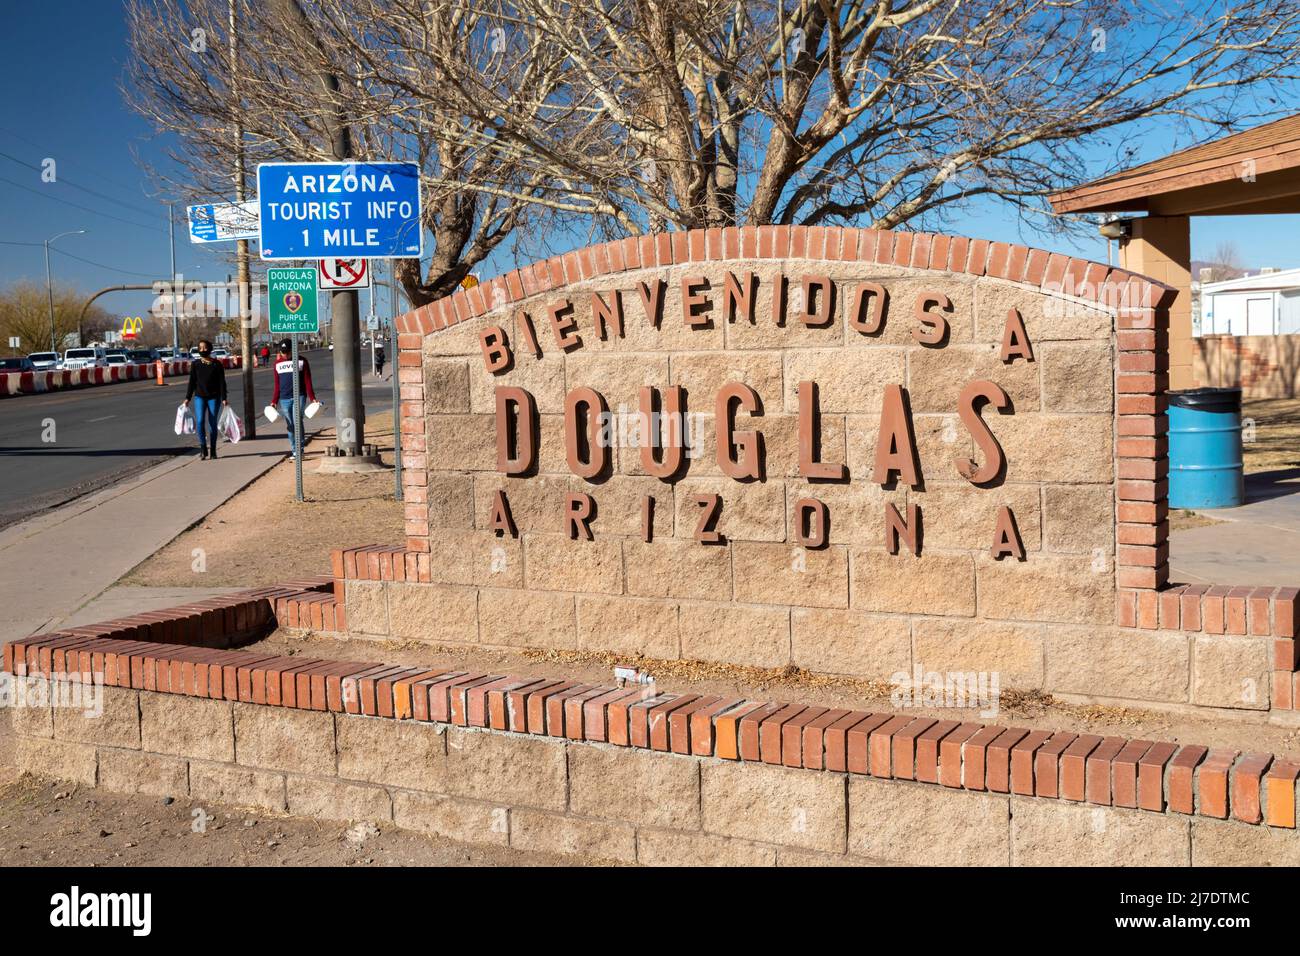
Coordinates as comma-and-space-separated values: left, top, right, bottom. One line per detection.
263, 404, 279, 422
303, 400, 322, 419
218, 405, 244, 444
174, 402, 195, 436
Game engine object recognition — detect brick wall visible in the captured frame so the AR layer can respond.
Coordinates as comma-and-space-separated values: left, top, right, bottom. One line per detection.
10, 673, 1298, 865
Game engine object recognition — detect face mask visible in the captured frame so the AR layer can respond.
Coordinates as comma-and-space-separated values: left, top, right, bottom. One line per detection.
199, 350, 211, 358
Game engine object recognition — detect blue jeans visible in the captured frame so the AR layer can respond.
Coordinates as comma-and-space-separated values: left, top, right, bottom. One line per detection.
278, 398, 300, 452
194, 398, 220, 451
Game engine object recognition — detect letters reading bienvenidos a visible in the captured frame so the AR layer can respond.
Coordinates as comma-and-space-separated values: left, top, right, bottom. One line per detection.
479, 272, 1035, 561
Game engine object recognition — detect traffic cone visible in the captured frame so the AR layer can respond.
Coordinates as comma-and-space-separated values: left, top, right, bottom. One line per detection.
155, 360, 166, 386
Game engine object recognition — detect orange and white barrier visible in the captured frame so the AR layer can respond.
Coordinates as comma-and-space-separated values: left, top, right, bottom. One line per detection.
0, 357, 242, 399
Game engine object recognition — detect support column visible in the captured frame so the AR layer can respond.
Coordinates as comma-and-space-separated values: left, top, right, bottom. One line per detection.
1120, 216, 1193, 389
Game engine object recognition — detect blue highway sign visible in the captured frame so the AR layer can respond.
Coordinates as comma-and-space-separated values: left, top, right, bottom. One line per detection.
256, 161, 422, 261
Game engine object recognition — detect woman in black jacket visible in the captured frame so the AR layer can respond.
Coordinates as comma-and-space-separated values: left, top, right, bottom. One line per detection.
185, 339, 228, 459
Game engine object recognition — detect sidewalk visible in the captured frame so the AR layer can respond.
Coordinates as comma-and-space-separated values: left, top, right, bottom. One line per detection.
0, 436, 287, 643
1170, 467, 1300, 586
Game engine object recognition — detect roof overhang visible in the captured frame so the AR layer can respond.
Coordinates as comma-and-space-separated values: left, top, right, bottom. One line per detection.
1050, 117, 1300, 217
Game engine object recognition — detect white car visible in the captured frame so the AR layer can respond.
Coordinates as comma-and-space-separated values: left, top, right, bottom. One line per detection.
104, 353, 129, 367
61, 347, 104, 370
211, 348, 231, 360
28, 352, 60, 371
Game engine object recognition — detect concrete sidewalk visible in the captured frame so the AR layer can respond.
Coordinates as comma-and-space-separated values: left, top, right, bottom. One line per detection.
0, 436, 287, 642
1170, 467, 1300, 586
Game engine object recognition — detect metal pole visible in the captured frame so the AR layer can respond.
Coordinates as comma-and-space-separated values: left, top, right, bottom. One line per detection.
369, 277, 376, 376
391, 260, 402, 501
168, 203, 179, 354
44, 240, 56, 352
292, 333, 303, 501
230, 0, 256, 438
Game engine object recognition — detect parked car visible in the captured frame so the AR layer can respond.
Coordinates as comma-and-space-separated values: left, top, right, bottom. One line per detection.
104, 353, 130, 368
210, 347, 231, 360
156, 347, 176, 361
0, 357, 35, 372
27, 351, 60, 371
128, 349, 158, 364
61, 347, 105, 370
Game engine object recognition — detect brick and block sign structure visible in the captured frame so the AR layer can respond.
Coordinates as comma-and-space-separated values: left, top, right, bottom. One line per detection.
7, 227, 1299, 865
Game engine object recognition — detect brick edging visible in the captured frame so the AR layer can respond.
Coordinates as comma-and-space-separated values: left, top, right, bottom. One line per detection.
6, 582, 1297, 832
393, 227, 1176, 338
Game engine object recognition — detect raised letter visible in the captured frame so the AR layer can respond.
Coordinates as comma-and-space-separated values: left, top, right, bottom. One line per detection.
638, 278, 666, 328
798, 381, 845, 480
681, 276, 713, 328
1000, 309, 1033, 362
693, 494, 723, 543
547, 299, 582, 351
990, 506, 1025, 559
479, 326, 512, 373
565, 386, 610, 479
715, 382, 762, 480
795, 498, 829, 549
565, 493, 595, 540
591, 290, 623, 340
638, 385, 685, 480
872, 384, 920, 488
723, 271, 757, 324
913, 292, 951, 346
494, 386, 537, 475
488, 489, 517, 537
954, 380, 1010, 485
884, 502, 920, 555
849, 282, 888, 335
796, 275, 834, 327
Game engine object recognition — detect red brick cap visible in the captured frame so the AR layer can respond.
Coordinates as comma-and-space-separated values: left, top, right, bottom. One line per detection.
395, 227, 1177, 337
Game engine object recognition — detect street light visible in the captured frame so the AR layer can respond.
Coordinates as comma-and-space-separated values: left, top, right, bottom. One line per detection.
44, 229, 87, 351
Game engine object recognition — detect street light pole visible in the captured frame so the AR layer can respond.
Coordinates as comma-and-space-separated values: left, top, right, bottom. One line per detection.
44, 229, 87, 351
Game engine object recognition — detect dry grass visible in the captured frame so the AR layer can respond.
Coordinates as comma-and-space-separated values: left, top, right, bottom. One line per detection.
1242, 397, 1300, 474
123, 411, 404, 588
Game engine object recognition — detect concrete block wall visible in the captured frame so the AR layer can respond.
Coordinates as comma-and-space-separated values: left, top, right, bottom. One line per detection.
9, 676, 1300, 866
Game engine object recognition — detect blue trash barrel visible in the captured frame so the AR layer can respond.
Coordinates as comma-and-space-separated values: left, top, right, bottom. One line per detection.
1168, 387, 1244, 509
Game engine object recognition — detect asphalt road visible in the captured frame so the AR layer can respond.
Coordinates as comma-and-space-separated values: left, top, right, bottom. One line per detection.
0, 349, 394, 529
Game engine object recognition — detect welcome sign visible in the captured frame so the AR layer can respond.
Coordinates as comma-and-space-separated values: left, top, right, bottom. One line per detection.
367, 228, 1157, 680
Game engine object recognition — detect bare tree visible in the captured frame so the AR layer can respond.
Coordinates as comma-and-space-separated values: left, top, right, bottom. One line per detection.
1203, 241, 1247, 283
123, 0, 572, 306
0, 283, 111, 354
396, 0, 1300, 236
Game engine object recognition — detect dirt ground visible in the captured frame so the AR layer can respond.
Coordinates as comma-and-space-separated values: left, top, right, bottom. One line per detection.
0, 775, 570, 867
255, 629, 1300, 760
1242, 397, 1300, 474
124, 412, 405, 588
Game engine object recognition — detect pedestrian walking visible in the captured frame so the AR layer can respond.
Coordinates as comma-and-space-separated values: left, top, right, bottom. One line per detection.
375, 342, 386, 377
185, 339, 227, 460
271, 338, 318, 459
259, 343, 271, 367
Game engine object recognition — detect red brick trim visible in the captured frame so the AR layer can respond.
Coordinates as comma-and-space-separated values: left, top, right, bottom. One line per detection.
395, 227, 1174, 337
6, 596, 1297, 829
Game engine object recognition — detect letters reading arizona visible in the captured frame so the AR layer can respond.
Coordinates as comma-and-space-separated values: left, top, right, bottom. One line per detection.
474, 272, 1035, 561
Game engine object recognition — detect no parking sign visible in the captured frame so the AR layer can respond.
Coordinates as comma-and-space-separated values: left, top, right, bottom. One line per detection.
318, 258, 370, 289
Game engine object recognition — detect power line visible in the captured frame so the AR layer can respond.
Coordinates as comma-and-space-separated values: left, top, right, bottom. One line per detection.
0, 151, 159, 218
0, 125, 154, 197
0, 173, 165, 233
0, 239, 163, 280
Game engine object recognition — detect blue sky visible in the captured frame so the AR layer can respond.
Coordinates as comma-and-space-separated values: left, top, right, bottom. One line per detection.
1, 1, 1297, 324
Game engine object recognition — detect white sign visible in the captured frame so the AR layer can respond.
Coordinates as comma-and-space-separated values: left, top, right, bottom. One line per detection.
318, 258, 371, 289
366, 316, 379, 331
7, 336, 19, 349
187, 201, 260, 243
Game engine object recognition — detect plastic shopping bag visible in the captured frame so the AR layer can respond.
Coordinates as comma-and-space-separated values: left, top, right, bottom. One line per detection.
174, 402, 195, 436
263, 404, 279, 422
218, 405, 244, 444
303, 401, 322, 419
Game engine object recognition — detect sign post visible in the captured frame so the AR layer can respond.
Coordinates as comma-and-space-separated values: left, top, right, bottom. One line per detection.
267, 267, 320, 501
